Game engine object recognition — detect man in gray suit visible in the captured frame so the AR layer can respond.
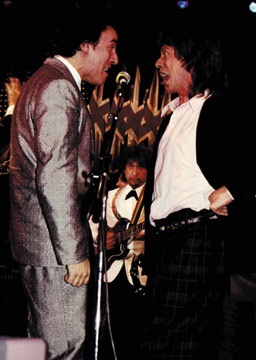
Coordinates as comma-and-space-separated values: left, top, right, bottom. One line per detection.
8, 9, 119, 360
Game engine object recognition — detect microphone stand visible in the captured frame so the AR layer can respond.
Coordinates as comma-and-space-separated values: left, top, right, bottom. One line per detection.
91, 85, 126, 360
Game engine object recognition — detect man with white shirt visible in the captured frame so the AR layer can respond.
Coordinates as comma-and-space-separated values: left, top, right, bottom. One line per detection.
139, 23, 234, 360
90, 143, 152, 360
9, 10, 119, 359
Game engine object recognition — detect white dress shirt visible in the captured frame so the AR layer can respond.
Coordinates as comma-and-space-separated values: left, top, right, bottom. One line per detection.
150, 91, 214, 225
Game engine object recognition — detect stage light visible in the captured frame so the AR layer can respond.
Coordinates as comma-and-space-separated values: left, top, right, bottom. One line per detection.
249, 2, 256, 13
177, 1, 189, 9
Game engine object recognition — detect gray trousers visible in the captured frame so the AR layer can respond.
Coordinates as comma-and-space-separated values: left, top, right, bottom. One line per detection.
19, 265, 88, 360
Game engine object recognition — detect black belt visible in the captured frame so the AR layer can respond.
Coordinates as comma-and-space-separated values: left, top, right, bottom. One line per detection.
155, 209, 218, 232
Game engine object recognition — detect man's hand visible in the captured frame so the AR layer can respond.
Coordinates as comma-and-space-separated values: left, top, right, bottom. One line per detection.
4, 77, 23, 107
106, 231, 117, 250
64, 258, 90, 287
209, 185, 233, 216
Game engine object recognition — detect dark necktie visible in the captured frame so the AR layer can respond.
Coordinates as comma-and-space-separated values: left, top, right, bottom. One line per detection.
125, 190, 138, 200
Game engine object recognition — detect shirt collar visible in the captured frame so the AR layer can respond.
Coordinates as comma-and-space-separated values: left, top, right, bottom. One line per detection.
123, 183, 145, 196
54, 55, 82, 90
161, 89, 211, 117
189, 89, 211, 113
161, 97, 180, 117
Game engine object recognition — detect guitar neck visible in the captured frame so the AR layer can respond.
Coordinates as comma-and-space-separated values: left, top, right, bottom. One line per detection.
121, 221, 145, 242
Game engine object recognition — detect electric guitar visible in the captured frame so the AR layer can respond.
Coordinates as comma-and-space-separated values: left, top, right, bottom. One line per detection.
106, 218, 145, 270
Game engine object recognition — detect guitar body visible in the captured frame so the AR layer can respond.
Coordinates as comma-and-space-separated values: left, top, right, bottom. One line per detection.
106, 218, 145, 270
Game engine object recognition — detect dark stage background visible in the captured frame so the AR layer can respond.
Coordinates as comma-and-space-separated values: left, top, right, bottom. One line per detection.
0, 0, 256, 90
1, 0, 256, 125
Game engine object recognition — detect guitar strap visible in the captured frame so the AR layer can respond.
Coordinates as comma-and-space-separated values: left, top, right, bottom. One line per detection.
105, 184, 148, 291
111, 187, 123, 221
111, 185, 145, 224
124, 184, 148, 293
130, 184, 145, 225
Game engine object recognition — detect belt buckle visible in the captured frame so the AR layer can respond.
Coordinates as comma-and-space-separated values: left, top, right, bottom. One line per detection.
187, 217, 196, 224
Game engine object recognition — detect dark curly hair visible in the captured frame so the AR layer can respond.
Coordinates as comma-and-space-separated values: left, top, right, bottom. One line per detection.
157, 23, 228, 97
46, 6, 119, 58
118, 144, 153, 172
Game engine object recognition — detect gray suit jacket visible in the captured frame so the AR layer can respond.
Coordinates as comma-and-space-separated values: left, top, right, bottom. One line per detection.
9, 57, 94, 266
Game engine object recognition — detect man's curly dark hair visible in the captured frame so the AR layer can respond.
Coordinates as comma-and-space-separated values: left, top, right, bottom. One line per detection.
118, 144, 153, 172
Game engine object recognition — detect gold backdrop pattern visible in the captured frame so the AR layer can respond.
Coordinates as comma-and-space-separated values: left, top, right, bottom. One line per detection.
88, 66, 171, 176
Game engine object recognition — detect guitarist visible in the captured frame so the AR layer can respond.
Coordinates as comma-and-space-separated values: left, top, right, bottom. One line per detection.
89, 143, 153, 360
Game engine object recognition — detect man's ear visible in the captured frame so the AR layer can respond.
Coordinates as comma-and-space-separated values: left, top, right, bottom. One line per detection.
80, 42, 90, 54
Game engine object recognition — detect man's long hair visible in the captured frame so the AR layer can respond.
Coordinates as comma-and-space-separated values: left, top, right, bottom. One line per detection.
157, 24, 228, 97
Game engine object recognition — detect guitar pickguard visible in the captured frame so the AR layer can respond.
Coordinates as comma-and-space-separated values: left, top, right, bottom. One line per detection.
106, 218, 145, 270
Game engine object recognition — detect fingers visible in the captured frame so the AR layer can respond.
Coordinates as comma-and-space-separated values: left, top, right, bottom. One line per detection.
64, 272, 90, 287
65, 260, 91, 287
219, 206, 228, 216
4, 77, 22, 106
211, 206, 228, 216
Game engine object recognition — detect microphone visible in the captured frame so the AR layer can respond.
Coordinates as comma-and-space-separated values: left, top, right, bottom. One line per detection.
116, 71, 131, 97
116, 71, 131, 86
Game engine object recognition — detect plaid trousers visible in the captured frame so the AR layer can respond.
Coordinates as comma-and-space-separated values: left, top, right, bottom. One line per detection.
140, 218, 225, 360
